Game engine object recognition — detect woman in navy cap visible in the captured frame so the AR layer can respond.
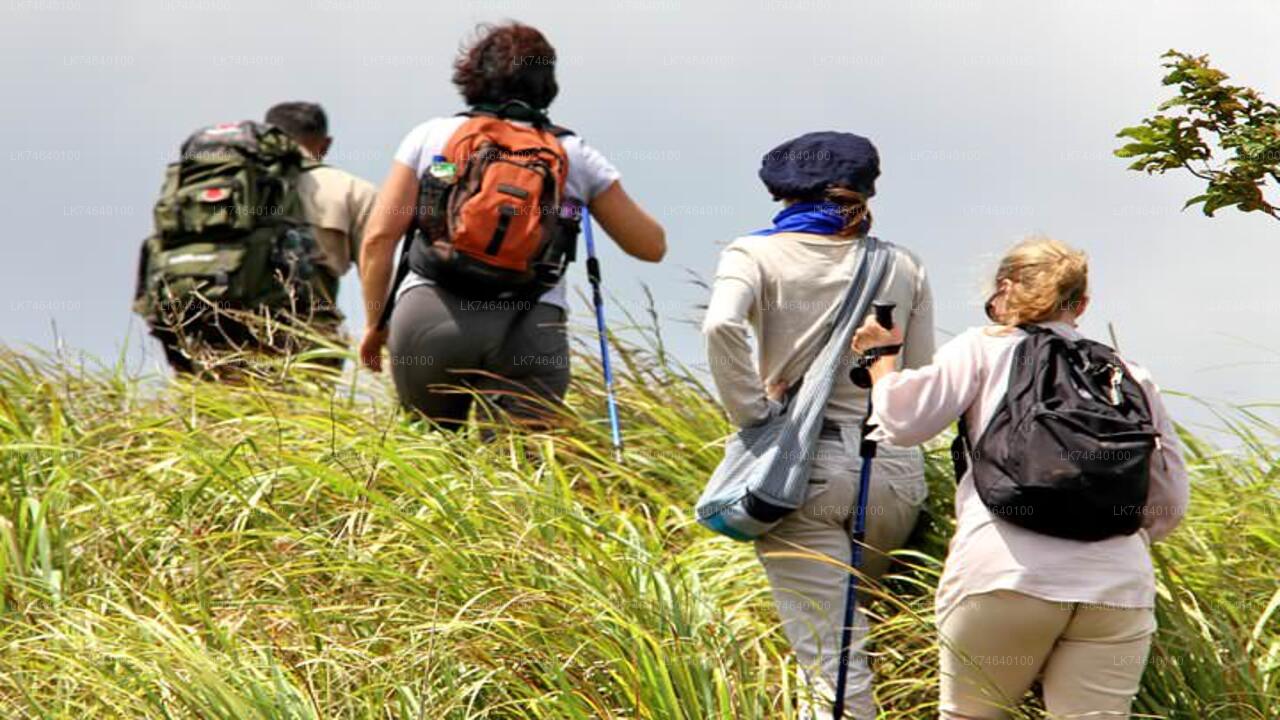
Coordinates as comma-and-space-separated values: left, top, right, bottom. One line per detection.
703, 132, 936, 719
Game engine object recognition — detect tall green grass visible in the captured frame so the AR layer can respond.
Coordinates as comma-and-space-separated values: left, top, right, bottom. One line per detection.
0, 332, 1275, 719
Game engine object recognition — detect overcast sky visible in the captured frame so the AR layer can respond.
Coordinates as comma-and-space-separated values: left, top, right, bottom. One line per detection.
2, 0, 1278, 438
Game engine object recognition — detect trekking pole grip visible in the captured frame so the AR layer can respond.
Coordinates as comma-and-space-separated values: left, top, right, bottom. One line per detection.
850, 302, 899, 390
873, 301, 896, 331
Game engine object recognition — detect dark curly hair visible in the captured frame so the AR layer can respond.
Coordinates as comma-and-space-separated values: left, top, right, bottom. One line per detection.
452, 22, 559, 110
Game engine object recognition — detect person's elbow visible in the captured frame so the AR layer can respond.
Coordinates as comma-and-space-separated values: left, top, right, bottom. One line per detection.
875, 416, 934, 448
701, 311, 736, 340
587, 182, 665, 262
625, 220, 666, 262
1143, 506, 1186, 543
1144, 480, 1190, 542
727, 399, 772, 429
643, 223, 667, 262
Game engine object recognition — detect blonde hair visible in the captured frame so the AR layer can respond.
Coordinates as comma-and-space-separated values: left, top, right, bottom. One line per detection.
992, 236, 1089, 325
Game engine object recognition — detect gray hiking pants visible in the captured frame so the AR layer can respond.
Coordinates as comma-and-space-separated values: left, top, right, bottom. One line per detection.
755, 429, 927, 720
387, 283, 571, 430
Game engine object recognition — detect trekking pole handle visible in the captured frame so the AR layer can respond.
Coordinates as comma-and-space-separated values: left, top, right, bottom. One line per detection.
873, 301, 896, 331
850, 302, 899, 389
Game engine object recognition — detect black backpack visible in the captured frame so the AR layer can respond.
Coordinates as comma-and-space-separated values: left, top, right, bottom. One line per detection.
952, 324, 1158, 541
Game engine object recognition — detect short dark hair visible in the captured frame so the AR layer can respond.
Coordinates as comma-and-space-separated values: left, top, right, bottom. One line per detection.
452, 22, 558, 110
265, 102, 328, 140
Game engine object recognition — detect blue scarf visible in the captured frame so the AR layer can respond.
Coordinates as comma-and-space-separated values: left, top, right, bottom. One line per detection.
750, 201, 846, 236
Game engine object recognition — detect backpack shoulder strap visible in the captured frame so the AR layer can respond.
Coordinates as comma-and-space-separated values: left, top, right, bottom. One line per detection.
456, 107, 574, 147
951, 413, 972, 483
463, 101, 554, 128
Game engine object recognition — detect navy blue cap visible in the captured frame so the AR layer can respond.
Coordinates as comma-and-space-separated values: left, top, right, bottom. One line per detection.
759, 131, 880, 200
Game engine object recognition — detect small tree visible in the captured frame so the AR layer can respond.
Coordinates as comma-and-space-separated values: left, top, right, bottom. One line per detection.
1115, 50, 1280, 221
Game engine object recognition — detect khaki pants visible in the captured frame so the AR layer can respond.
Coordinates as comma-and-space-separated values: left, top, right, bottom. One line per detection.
755, 430, 927, 720
939, 590, 1156, 719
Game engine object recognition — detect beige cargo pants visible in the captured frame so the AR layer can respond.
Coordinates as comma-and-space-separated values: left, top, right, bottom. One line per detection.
755, 429, 928, 720
938, 590, 1156, 719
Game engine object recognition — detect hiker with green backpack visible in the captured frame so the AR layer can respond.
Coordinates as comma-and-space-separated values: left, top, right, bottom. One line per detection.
852, 237, 1189, 718
134, 102, 376, 375
263, 102, 378, 355
356, 22, 665, 429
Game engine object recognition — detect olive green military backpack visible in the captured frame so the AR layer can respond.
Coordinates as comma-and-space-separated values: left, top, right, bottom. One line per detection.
133, 121, 319, 328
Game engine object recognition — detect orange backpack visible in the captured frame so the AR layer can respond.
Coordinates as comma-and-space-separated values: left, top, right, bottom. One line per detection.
405, 111, 580, 302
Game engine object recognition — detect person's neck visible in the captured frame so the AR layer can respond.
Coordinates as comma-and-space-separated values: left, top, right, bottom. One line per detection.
1038, 313, 1078, 327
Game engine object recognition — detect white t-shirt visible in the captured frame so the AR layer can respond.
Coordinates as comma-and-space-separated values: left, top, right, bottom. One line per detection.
392, 115, 622, 310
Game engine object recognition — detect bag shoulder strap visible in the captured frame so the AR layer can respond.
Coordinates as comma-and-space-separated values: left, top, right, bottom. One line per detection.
788, 236, 891, 399
819, 236, 888, 359
951, 413, 971, 483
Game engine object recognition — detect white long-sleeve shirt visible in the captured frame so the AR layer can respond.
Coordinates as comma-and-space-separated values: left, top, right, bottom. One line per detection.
870, 321, 1190, 617
703, 232, 935, 427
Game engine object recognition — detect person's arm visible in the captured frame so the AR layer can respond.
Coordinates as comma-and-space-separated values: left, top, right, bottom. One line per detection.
347, 177, 379, 271
588, 180, 666, 262
357, 162, 417, 371
854, 323, 984, 447
703, 246, 776, 427
1130, 366, 1190, 541
902, 263, 936, 370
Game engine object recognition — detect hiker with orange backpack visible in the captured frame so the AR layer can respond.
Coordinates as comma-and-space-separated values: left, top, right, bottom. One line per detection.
357, 22, 665, 429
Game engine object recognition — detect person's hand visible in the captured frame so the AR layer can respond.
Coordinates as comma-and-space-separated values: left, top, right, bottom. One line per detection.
765, 379, 789, 402
852, 315, 905, 354
359, 327, 389, 372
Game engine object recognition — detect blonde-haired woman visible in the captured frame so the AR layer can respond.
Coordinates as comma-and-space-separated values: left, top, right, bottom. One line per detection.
851, 237, 1190, 719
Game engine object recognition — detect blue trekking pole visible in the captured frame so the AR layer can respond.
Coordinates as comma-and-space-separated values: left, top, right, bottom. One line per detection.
581, 207, 623, 461
833, 301, 896, 719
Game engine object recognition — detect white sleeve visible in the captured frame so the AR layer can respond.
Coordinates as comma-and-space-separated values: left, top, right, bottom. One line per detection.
703, 246, 775, 428
902, 262, 936, 371
869, 328, 985, 446
563, 136, 622, 203
393, 122, 434, 175
1126, 362, 1190, 541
